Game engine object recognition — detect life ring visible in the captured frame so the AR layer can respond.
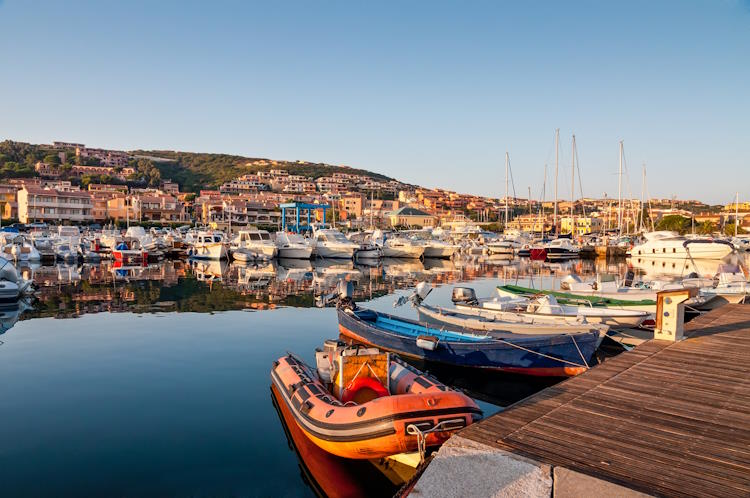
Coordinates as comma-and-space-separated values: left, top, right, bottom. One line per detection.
341, 376, 389, 404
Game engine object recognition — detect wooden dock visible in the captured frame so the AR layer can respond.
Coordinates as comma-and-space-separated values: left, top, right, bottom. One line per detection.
456, 304, 750, 497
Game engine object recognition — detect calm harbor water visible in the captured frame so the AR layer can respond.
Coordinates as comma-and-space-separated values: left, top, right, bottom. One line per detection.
0, 254, 735, 497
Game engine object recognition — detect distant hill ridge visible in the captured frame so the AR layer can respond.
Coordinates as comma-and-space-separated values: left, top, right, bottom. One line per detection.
129, 149, 395, 193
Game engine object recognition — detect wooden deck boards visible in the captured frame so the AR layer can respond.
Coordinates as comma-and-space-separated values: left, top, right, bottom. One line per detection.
460, 305, 750, 497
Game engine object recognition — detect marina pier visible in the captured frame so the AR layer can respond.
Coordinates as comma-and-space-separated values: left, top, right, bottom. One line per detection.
413, 304, 750, 497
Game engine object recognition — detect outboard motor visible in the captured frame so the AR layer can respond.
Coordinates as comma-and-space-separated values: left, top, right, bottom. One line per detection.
451, 287, 478, 306
316, 280, 355, 309
394, 281, 433, 307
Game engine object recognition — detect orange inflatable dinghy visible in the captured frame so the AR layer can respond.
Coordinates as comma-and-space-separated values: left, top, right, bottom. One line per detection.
270, 340, 482, 459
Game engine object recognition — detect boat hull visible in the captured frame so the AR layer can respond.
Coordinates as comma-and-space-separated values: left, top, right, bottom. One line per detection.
313, 245, 355, 259
277, 246, 312, 259
423, 246, 456, 259
382, 246, 424, 259
450, 302, 647, 330
338, 308, 599, 377
270, 353, 480, 459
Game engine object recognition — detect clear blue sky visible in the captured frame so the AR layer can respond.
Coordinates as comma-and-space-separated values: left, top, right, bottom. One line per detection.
1, 0, 748, 204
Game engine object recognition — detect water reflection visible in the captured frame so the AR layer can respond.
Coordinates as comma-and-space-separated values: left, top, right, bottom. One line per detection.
11, 252, 750, 333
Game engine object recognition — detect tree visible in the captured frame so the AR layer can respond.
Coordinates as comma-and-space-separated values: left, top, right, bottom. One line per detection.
43, 153, 61, 165
695, 221, 716, 235
723, 222, 743, 237
655, 215, 691, 235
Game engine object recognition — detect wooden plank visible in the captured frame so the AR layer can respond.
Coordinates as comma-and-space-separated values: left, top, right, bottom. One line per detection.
457, 306, 750, 497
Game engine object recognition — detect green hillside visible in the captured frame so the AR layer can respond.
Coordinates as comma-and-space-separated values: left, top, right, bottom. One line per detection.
130, 149, 394, 193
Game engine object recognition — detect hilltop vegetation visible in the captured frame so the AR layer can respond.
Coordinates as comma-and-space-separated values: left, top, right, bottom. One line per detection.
0, 140, 395, 194
131, 149, 394, 193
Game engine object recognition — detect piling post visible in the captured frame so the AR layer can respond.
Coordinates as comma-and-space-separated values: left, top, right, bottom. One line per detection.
654, 288, 698, 341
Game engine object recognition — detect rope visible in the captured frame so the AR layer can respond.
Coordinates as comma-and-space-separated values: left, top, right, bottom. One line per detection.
493, 336, 589, 369
570, 335, 590, 369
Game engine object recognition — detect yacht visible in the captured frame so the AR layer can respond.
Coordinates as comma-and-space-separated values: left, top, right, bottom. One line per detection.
544, 238, 580, 260
54, 242, 78, 262
311, 229, 359, 259
0, 257, 33, 301
188, 231, 228, 260
124, 226, 159, 251
373, 231, 424, 259
629, 231, 734, 260
1, 233, 41, 262
231, 229, 278, 260
274, 231, 313, 259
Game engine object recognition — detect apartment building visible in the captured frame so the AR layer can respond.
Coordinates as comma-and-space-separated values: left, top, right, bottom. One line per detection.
560, 216, 604, 235
339, 194, 364, 219
18, 186, 94, 223
134, 194, 185, 222
76, 147, 130, 168
0, 184, 19, 220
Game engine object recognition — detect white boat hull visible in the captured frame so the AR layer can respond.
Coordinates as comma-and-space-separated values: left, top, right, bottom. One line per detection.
382, 246, 424, 259
277, 246, 312, 259
313, 245, 355, 259
191, 243, 228, 260
423, 246, 457, 258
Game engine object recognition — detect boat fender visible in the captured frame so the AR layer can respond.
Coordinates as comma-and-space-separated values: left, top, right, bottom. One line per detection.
341, 377, 389, 404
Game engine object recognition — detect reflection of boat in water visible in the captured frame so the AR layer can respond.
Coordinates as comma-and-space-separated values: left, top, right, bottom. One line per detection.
271, 387, 401, 498
313, 261, 362, 291
381, 259, 424, 278
629, 256, 724, 279
235, 261, 277, 289
0, 298, 33, 335
277, 259, 313, 282
190, 259, 228, 282
422, 258, 456, 273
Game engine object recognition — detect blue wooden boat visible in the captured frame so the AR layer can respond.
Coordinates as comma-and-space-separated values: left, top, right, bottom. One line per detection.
337, 306, 603, 377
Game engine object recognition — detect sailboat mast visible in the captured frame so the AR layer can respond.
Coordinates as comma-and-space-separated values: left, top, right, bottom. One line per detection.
571, 134, 576, 235
505, 153, 510, 226
639, 163, 646, 233
736, 192, 739, 237
617, 140, 623, 236
554, 128, 559, 234
528, 186, 532, 215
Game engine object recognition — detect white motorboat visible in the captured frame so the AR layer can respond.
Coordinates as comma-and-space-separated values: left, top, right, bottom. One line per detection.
0, 257, 33, 300
124, 226, 159, 251
99, 227, 123, 250
232, 229, 278, 259
629, 231, 735, 260
54, 243, 78, 262
544, 238, 580, 260
311, 228, 359, 259
188, 231, 228, 260
275, 231, 313, 259
421, 238, 459, 259
373, 231, 424, 259
449, 287, 649, 329
400, 283, 609, 337
1, 234, 41, 262
683, 266, 749, 306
